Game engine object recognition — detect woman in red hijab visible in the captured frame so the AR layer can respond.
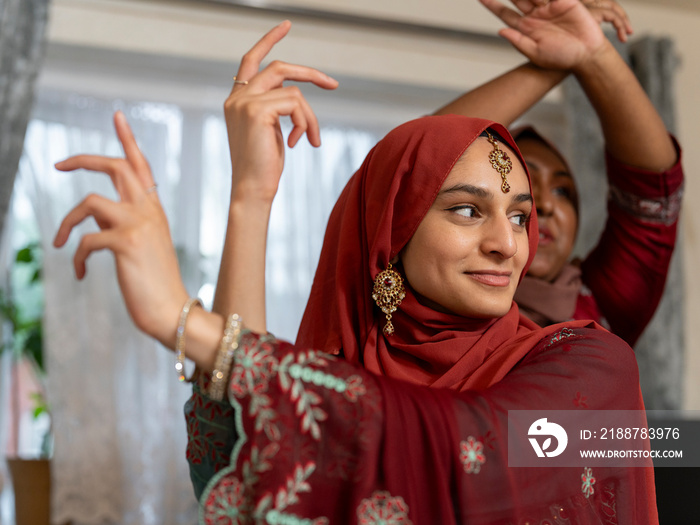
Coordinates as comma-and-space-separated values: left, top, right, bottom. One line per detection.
54, 21, 658, 525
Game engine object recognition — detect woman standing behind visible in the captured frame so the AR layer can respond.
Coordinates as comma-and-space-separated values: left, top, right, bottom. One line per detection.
435, 0, 683, 346
53, 21, 657, 524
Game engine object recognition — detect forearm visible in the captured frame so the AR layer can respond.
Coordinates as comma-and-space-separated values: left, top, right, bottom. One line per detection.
434, 62, 567, 127
212, 190, 272, 334
573, 40, 676, 171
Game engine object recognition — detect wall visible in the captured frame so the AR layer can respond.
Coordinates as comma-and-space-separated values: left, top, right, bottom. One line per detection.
43, 0, 700, 408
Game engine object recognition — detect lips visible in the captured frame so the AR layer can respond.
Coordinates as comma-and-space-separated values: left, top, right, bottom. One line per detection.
466, 271, 512, 287
538, 224, 554, 246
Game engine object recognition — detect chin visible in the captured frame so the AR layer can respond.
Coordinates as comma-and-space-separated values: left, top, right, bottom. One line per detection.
526, 257, 560, 282
456, 301, 514, 320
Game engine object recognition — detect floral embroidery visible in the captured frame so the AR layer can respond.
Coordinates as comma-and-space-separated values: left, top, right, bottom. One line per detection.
203, 476, 248, 524
229, 339, 278, 398
459, 436, 486, 474
581, 467, 596, 498
344, 375, 367, 402
573, 392, 588, 408
480, 430, 497, 451
198, 333, 367, 524
546, 328, 576, 349
610, 182, 683, 226
277, 350, 365, 440
600, 480, 618, 525
186, 391, 234, 468
357, 491, 413, 525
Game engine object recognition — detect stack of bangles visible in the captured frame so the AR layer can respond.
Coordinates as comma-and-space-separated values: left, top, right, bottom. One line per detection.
175, 297, 243, 401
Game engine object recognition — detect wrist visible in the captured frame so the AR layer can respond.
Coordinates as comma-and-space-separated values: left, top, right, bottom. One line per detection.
177, 307, 226, 373
231, 178, 278, 207
571, 39, 618, 80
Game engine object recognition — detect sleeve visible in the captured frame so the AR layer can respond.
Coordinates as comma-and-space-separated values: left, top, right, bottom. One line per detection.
191, 328, 658, 525
580, 136, 684, 346
184, 383, 238, 501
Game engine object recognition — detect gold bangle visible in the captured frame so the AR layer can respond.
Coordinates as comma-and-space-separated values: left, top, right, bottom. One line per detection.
208, 313, 243, 401
175, 297, 202, 382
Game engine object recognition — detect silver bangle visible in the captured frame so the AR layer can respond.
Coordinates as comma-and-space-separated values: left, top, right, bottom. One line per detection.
175, 297, 202, 382
208, 313, 243, 401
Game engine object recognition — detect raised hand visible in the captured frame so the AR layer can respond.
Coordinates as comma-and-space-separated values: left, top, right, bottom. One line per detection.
53, 111, 189, 346
479, 0, 632, 71
223, 21, 338, 204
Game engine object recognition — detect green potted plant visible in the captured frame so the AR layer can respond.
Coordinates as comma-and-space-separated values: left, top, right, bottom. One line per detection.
0, 241, 51, 525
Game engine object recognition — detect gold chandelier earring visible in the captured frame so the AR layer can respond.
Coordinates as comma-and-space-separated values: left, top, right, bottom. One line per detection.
372, 263, 406, 336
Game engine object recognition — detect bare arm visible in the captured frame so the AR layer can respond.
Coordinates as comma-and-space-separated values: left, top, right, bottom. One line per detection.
485, 0, 676, 170
211, 22, 338, 333
572, 40, 676, 170
53, 22, 338, 373
433, 62, 567, 127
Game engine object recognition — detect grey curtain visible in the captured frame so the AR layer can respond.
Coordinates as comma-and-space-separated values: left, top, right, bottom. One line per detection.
0, 0, 50, 235
562, 35, 683, 409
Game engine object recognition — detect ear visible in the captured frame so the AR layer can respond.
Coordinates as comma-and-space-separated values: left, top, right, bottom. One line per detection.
390, 254, 400, 265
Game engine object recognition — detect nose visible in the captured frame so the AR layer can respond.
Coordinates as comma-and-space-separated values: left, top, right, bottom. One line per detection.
532, 181, 554, 217
481, 215, 518, 260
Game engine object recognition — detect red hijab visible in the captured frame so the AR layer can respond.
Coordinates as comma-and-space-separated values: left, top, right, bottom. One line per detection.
297, 115, 583, 391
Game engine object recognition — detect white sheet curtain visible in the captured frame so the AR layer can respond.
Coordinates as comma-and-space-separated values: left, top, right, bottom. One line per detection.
13, 89, 377, 524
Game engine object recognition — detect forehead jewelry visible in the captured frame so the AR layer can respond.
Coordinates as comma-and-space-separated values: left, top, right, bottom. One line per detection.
485, 131, 512, 193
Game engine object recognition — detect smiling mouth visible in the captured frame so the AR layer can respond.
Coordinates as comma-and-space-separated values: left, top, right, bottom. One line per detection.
466, 272, 512, 287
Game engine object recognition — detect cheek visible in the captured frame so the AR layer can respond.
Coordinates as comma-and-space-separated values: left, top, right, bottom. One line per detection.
556, 204, 578, 242
516, 233, 531, 276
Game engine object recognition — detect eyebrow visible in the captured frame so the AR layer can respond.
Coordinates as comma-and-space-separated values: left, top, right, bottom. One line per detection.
439, 183, 533, 205
525, 161, 573, 179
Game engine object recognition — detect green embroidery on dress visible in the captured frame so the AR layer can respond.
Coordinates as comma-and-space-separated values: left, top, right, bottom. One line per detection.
197, 332, 359, 524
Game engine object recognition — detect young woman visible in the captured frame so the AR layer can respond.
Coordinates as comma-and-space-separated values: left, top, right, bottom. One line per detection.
54, 20, 657, 524
435, 0, 683, 346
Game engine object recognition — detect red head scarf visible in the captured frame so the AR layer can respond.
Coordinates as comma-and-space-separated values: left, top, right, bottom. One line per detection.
297, 115, 574, 391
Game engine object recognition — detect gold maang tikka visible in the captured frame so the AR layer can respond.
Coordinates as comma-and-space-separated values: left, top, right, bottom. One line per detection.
485, 130, 512, 193
372, 263, 406, 336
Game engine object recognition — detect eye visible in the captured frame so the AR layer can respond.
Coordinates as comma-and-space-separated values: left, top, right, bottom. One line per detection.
448, 205, 479, 218
553, 186, 574, 202
510, 213, 530, 228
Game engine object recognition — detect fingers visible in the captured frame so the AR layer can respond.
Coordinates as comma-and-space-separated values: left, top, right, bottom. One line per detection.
54, 193, 124, 248
479, 0, 524, 30
72, 230, 121, 280
585, 0, 633, 42
241, 86, 323, 147
233, 20, 293, 90
113, 111, 155, 188
498, 27, 538, 57
511, 0, 538, 14
54, 154, 146, 202
253, 60, 338, 93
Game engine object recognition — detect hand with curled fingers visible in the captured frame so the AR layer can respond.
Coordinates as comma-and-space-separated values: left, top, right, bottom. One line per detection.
224, 21, 338, 204
53, 111, 190, 347
479, 0, 633, 71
